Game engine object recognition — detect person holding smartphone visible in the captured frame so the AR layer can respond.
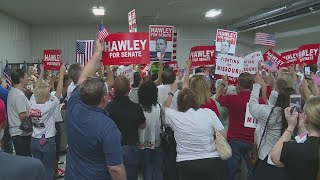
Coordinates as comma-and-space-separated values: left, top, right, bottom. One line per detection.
271, 96, 320, 180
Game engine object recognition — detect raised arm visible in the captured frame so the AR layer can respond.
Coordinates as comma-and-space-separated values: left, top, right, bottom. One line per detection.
161, 82, 177, 113
78, 39, 105, 85
182, 59, 192, 89
104, 66, 114, 88
34, 65, 44, 89
215, 75, 227, 100
54, 65, 65, 99
154, 57, 163, 86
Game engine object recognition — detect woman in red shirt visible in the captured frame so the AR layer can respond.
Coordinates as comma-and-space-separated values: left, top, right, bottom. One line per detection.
190, 75, 220, 117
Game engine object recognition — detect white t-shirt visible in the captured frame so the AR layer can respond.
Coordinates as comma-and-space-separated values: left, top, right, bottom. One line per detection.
139, 104, 161, 149
29, 96, 60, 138
128, 88, 139, 104
165, 108, 224, 162
157, 84, 179, 110
30, 94, 63, 123
7, 87, 30, 136
66, 82, 77, 102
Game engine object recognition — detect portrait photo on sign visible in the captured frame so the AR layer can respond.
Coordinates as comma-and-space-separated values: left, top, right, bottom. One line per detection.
215, 29, 238, 55
149, 25, 174, 61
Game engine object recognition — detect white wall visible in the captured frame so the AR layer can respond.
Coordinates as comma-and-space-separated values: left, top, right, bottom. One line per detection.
31, 24, 255, 67
0, 12, 31, 64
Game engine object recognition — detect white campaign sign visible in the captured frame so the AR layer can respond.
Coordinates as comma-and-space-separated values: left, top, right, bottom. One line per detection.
244, 103, 257, 128
215, 54, 244, 77
243, 51, 263, 74
117, 65, 134, 84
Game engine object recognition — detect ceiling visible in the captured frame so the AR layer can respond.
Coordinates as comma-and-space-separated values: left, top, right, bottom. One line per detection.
0, 0, 287, 26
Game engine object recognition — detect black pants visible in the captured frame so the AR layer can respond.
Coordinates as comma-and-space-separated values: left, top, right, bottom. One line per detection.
3, 124, 13, 154
178, 158, 225, 180
11, 135, 31, 156
252, 156, 287, 180
55, 122, 62, 160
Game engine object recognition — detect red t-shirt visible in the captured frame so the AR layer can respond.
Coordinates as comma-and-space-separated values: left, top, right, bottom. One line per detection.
217, 90, 264, 144
200, 99, 220, 117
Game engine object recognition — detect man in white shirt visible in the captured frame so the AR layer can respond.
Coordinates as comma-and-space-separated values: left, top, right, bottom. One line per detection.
158, 68, 179, 110
7, 68, 31, 156
65, 63, 82, 102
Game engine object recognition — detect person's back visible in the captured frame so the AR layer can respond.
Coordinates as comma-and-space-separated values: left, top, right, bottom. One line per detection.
65, 87, 122, 180
0, 86, 9, 106
158, 69, 179, 109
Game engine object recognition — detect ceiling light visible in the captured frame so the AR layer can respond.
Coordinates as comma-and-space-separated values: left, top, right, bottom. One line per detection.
205, 9, 222, 18
92, 6, 105, 16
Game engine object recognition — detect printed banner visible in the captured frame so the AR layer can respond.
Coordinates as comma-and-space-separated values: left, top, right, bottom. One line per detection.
244, 103, 257, 128
42, 50, 62, 70
298, 44, 319, 65
243, 51, 263, 74
102, 32, 149, 65
215, 29, 238, 55
263, 49, 286, 72
128, 9, 137, 33
227, 76, 239, 86
149, 25, 174, 61
165, 61, 179, 72
215, 54, 243, 77
189, 46, 216, 66
117, 65, 134, 84
281, 49, 299, 67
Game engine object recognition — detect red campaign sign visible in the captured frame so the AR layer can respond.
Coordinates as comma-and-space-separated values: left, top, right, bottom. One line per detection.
149, 25, 174, 41
216, 29, 237, 45
281, 49, 299, 67
298, 44, 320, 65
102, 32, 150, 65
189, 46, 216, 66
165, 61, 179, 72
42, 50, 62, 70
227, 76, 238, 86
263, 49, 286, 67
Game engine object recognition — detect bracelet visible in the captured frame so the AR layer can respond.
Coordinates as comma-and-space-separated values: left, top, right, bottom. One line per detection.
286, 128, 293, 135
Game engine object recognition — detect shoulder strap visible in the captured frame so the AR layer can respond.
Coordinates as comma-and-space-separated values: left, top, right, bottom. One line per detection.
158, 103, 163, 127
257, 107, 275, 152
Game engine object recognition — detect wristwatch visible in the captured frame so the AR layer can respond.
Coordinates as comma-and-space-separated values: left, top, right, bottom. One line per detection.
168, 92, 175, 96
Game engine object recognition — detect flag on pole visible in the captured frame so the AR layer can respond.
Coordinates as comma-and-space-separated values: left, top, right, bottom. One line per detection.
255, 32, 276, 47
76, 40, 94, 66
3, 61, 11, 89
97, 24, 109, 41
173, 32, 177, 61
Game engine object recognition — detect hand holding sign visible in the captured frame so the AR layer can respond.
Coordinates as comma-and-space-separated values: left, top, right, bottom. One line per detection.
186, 59, 192, 70
95, 39, 105, 53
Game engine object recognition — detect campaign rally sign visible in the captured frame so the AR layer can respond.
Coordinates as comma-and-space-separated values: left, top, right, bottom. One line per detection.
243, 51, 263, 74
263, 49, 286, 72
215, 54, 243, 77
189, 46, 216, 66
281, 49, 299, 67
244, 103, 258, 128
227, 76, 239, 86
215, 29, 238, 55
165, 61, 179, 72
298, 44, 319, 65
117, 65, 134, 84
43, 50, 62, 70
149, 25, 174, 61
128, 9, 137, 32
102, 32, 149, 65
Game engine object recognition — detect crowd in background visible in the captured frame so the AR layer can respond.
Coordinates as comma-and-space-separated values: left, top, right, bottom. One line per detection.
0, 39, 319, 180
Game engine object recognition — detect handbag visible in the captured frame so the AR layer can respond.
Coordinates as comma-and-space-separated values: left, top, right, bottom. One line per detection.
19, 116, 33, 133
159, 104, 177, 154
206, 109, 232, 160
249, 107, 275, 167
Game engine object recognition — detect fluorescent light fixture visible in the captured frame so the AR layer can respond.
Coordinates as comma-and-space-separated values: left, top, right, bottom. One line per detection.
205, 9, 222, 18
92, 6, 105, 16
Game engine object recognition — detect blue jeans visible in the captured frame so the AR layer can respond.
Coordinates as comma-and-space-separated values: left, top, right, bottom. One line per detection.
164, 150, 178, 180
226, 140, 253, 180
31, 137, 56, 180
142, 147, 164, 180
122, 145, 142, 180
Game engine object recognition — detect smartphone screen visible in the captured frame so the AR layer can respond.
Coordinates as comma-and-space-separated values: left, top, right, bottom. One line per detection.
290, 94, 302, 113
304, 66, 311, 79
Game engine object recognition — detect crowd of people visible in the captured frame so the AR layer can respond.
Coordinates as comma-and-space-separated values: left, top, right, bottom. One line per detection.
0, 39, 319, 180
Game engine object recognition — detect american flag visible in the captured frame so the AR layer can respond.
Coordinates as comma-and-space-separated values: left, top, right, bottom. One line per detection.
3, 62, 11, 89
265, 60, 278, 72
76, 40, 94, 66
255, 33, 276, 47
172, 32, 177, 61
97, 24, 109, 41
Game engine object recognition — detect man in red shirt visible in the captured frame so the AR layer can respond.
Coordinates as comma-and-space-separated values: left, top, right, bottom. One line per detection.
216, 72, 265, 180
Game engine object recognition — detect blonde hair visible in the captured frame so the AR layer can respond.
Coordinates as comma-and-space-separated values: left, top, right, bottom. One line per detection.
303, 97, 320, 180
34, 83, 50, 104
190, 75, 211, 105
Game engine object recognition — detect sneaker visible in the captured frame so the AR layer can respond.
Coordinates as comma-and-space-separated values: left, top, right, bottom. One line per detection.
55, 171, 64, 179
